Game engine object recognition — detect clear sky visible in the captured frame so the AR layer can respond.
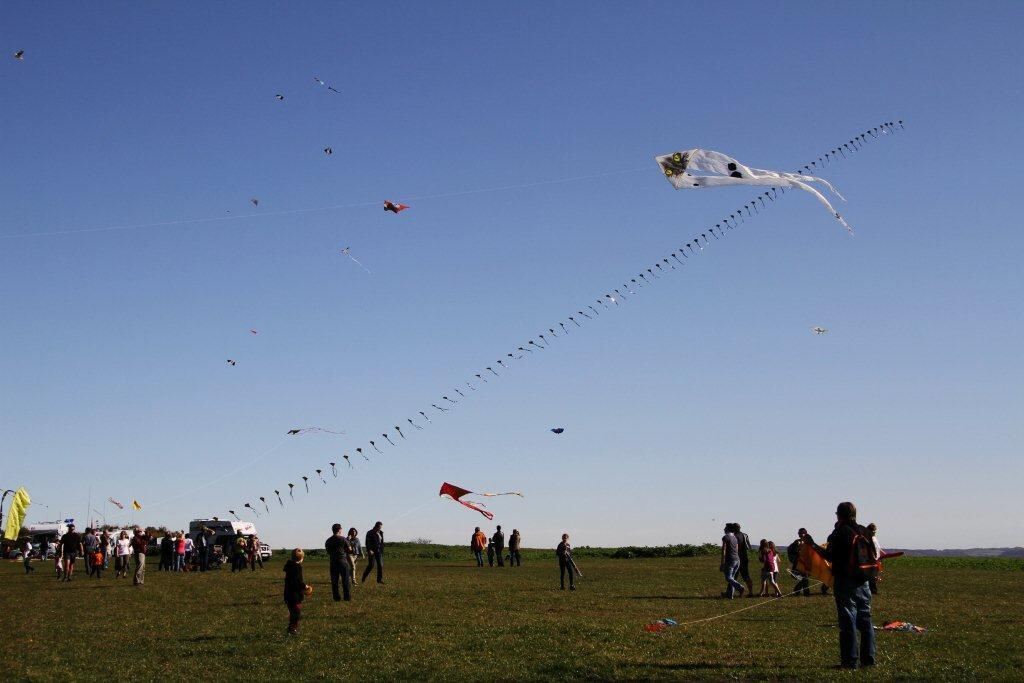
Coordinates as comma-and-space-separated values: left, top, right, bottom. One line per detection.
2, 3, 1021, 550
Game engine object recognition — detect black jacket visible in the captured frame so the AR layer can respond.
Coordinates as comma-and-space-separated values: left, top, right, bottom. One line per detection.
817, 522, 866, 580
283, 560, 306, 603
492, 530, 505, 549
365, 528, 384, 554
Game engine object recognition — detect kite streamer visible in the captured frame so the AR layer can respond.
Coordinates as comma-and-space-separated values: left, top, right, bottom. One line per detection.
224, 122, 902, 519
439, 482, 521, 520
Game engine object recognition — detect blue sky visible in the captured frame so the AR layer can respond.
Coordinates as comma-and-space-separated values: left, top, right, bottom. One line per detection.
2, 3, 1021, 549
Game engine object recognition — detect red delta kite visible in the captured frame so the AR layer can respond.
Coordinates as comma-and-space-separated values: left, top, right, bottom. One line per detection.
439, 482, 522, 520
383, 200, 409, 214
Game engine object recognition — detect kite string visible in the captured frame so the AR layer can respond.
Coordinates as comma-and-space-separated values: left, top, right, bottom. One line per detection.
229, 121, 903, 518
1, 167, 650, 240
146, 438, 289, 510
675, 578, 827, 627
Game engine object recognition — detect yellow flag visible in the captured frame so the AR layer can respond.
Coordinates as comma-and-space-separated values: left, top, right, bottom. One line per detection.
3, 487, 31, 541
132, 500, 142, 511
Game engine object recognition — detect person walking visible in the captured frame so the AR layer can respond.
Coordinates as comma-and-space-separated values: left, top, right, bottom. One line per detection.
734, 523, 755, 597
720, 523, 745, 598
492, 525, 506, 567
347, 528, 361, 585
58, 523, 83, 582
22, 539, 35, 574
114, 531, 132, 578
283, 549, 309, 636
183, 533, 195, 570
486, 539, 495, 567
471, 527, 486, 567
787, 528, 812, 597
556, 533, 575, 590
325, 523, 353, 602
130, 528, 148, 586
808, 502, 877, 670
361, 521, 385, 584
508, 529, 522, 567
758, 539, 783, 597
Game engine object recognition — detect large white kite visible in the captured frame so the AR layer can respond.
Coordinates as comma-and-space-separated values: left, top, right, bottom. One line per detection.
655, 149, 852, 235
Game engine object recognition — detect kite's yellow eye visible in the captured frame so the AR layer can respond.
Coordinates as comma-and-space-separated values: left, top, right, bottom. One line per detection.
664, 168, 673, 176
672, 153, 682, 161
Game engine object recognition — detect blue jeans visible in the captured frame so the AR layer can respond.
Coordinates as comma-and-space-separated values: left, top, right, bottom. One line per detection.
834, 577, 875, 668
723, 560, 743, 597
473, 550, 483, 566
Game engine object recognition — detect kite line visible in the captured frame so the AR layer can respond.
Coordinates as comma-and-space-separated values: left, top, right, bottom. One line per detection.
0, 167, 650, 240
216, 120, 904, 521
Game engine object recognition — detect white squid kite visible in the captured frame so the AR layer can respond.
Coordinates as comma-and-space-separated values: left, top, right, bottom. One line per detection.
655, 149, 853, 235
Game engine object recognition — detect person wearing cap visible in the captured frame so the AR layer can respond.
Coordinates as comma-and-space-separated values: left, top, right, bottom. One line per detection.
57, 524, 83, 582
807, 501, 876, 670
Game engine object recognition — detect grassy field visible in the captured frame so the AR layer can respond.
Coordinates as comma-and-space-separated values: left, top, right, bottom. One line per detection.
2, 546, 1022, 680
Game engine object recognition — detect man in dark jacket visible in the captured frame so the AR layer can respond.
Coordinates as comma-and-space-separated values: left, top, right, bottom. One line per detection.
361, 521, 385, 584
809, 502, 876, 670
159, 534, 174, 572
325, 523, 353, 601
787, 528, 812, 596
491, 525, 505, 567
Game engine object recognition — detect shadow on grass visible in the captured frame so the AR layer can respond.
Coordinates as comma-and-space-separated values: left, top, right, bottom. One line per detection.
621, 662, 745, 671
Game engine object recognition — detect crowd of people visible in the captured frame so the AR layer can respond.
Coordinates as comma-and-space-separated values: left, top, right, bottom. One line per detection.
719, 502, 884, 670
469, 525, 523, 567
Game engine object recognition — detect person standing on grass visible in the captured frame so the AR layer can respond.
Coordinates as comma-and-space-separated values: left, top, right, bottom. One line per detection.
471, 527, 487, 567
325, 523, 353, 602
58, 523, 83, 582
787, 528, 812, 597
486, 538, 495, 567
734, 523, 755, 597
347, 528, 361, 585
183, 533, 195, 569
556, 533, 575, 590
720, 523, 745, 598
82, 528, 99, 577
808, 501, 876, 670
115, 531, 132, 578
758, 539, 783, 597
159, 534, 173, 572
509, 529, 522, 567
283, 548, 309, 636
492, 525, 506, 567
194, 526, 206, 571
130, 528, 148, 586
231, 530, 246, 573
361, 521, 385, 584
22, 539, 35, 574
175, 532, 187, 571
100, 529, 111, 570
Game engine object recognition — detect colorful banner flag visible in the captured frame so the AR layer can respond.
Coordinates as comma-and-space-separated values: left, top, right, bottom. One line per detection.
3, 487, 31, 541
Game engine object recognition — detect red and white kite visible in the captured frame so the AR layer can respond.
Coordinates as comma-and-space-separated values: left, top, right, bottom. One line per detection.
383, 200, 409, 214
439, 482, 522, 520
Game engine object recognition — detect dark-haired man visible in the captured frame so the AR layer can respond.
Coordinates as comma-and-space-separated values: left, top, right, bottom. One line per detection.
325, 523, 353, 601
362, 521, 385, 584
787, 528, 812, 597
809, 502, 876, 670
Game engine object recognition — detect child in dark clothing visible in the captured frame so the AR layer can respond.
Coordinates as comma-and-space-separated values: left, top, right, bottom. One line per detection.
283, 548, 309, 635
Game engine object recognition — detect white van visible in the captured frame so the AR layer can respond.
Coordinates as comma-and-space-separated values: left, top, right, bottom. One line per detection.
189, 519, 271, 561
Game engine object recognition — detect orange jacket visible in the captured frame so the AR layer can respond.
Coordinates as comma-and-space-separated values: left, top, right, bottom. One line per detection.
471, 532, 486, 551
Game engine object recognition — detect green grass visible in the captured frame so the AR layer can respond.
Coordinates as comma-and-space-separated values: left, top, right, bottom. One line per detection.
3, 547, 1022, 680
